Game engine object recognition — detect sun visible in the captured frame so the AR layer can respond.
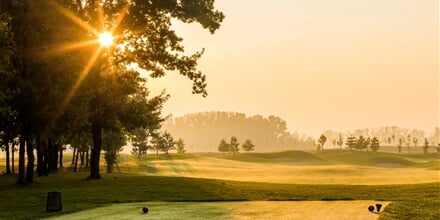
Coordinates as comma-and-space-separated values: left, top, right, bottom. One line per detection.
98, 32, 114, 46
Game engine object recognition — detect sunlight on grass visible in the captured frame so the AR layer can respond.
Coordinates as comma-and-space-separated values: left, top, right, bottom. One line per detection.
44, 201, 389, 220
113, 152, 440, 185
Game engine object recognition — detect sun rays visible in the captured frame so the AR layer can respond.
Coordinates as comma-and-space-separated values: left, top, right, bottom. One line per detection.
51, 2, 129, 117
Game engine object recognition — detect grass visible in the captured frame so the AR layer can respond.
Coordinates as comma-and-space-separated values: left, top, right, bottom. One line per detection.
0, 150, 438, 219
44, 201, 389, 220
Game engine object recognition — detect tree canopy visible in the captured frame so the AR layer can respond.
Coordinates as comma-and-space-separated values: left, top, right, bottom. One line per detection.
0, 0, 224, 181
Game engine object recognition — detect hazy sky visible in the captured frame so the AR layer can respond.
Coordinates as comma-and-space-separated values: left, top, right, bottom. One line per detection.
147, 0, 439, 137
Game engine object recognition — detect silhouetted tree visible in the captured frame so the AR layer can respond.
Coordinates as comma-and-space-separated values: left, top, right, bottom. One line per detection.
130, 128, 151, 158
355, 136, 368, 151
176, 138, 186, 154
317, 134, 327, 151
345, 136, 356, 150
242, 139, 255, 153
406, 135, 411, 153
152, 131, 175, 155
229, 136, 240, 154
102, 126, 127, 173
413, 137, 418, 148
423, 138, 429, 154
398, 138, 403, 154
370, 137, 380, 152
336, 134, 344, 150
218, 139, 229, 153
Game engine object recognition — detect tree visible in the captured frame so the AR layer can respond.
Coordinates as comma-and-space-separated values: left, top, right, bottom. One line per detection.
242, 139, 255, 153
345, 136, 356, 150
160, 131, 176, 154
355, 136, 368, 151
413, 137, 418, 148
130, 128, 151, 158
398, 138, 403, 154
370, 137, 380, 152
336, 134, 344, 150
423, 138, 429, 154
229, 136, 240, 154
406, 135, 411, 153
152, 131, 175, 155
317, 134, 327, 151
102, 126, 127, 173
82, 0, 222, 179
176, 138, 186, 154
218, 139, 229, 153
2, 0, 224, 181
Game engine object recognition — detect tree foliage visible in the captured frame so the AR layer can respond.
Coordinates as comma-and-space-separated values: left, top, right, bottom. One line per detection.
130, 128, 151, 158
242, 139, 255, 153
229, 136, 239, 154
175, 138, 186, 154
218, 139, 229, 153
102, 126, 127, 173
370, 137, 380, 152
0, 0, 223, 182
345, 136, 356, 150
317, 134, 327, 151
152, 131, 176, 155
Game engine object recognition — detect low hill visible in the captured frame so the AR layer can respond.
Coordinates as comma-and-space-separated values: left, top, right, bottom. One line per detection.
108, 150, 440, 185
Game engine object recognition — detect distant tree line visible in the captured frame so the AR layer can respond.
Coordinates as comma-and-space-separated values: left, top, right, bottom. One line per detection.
320, 126, 439, 149
164, 112, 315, 152
317, 131, 439, 154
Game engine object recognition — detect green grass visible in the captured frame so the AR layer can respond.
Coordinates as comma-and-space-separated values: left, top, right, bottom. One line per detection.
0, 150, 439, 219
204, 151, 331, 165
0, 172, 439, 219
44, 201, 389, 220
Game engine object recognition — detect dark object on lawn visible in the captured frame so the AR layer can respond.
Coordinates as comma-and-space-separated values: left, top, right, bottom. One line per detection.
368, 205, 375, 212
376, 204, 382, 212
142, 206, 149, 214
46, 191, 62, 212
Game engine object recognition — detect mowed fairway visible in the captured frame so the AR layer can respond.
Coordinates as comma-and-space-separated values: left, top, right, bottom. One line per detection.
44, 201, 389, 220
115, 150, 440, 185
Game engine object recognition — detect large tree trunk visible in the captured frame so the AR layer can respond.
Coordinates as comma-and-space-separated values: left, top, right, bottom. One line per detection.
26, 134, 34, 183
74, 148, 79, 172
71, 147, 76, 165
85, 148, 89, 168
18, 132, 26, 184
47, 139, 53, 173
59, 146, 63, 168
89, 121, 102, 179
52, 144, 59, 172
42, 140, 48, 176
11, 143, 14, 174
36, 135, 43, 176
5, 139, 11, 174
80, 151, 84, 166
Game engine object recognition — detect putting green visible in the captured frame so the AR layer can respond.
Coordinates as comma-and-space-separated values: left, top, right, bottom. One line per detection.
44, 201, 389, 220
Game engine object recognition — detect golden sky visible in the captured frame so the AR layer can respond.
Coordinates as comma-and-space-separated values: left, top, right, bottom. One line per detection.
148, 0, 439, 137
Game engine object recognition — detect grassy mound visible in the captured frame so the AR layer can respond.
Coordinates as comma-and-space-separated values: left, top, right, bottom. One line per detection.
315, 150, 428, 167
210, 150, 330, 165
